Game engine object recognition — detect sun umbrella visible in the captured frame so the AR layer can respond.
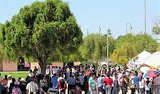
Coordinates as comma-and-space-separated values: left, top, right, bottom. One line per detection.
143, 70, 159, 78
157, 72, 160, 76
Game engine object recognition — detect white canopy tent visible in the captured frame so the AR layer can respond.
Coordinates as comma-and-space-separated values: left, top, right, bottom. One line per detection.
135, 51, 151, 62
128, 51, 151, 71
128, 51, 151, 64
136, 51, 160, 68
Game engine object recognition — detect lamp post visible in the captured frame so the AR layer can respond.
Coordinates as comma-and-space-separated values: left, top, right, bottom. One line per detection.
144, 0, 146, 33
126, 22, 132, 34
107, 29, 111, 69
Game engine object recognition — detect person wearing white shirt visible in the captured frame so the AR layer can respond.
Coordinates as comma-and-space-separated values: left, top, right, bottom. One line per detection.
71, 67, 75, 76
46, 66, 50, 76
37, 68, 41, 75
7, 75, 12, 92
139, 77, 145, 94
145, 78, 152, 94
66, 67, 70, 78
26, 78, 38, 94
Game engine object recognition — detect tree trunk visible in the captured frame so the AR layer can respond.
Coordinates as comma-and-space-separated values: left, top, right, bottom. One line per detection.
38, 58, 47, 75
39, 60, 47, 75
96, 60, 99, 70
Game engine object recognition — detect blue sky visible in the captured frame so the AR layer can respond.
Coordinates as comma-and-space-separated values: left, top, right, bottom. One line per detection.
0, 0, 160, 39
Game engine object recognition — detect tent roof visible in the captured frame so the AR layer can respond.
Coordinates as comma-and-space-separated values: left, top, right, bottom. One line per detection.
136, 51, 160, 67
136, 51, 151, 62
129, 51, 151, 64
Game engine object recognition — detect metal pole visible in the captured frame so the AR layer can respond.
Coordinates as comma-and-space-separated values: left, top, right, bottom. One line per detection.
144, 0, 146, 33
126, 22, 132, 34
107, 29, 109, 69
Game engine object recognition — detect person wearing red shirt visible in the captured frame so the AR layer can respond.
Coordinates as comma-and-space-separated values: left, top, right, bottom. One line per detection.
104, 74, 113, 94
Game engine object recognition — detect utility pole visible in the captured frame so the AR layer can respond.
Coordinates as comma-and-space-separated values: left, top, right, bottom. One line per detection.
144, 0, 146, 33
107, 29, 110, 69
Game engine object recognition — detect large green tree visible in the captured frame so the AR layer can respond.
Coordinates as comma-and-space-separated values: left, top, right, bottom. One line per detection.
115, 33, 158, 54
111, 42, 137, 65
79, 33, 115, 68
111, 33, 158, 65
0, 0, 82, 74
133, 33, 158, 53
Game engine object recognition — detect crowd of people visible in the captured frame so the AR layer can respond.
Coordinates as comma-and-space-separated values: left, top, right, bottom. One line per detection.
0, 64, 160, 94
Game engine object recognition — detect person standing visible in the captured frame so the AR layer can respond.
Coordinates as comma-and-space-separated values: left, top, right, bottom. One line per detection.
51, 73, 58, 89
66, 66, 70, 79
83, 74, 89, 94
19, 78, 27, 94
139, 77, 145, 94
153, 74, 160, 94
79, 73, 84, 89
145, 78, 152, 94
0, 79, 6, 94
67, 74, 75, 94
28, 69, 32, 77
9, 78, 16, 93
12, 81, 22, 94
33, 66, 38, 77
120, 74, 128, 94
133, 72, 140, 94
7, 75, 12, 93
37, 68, 41, 76
26, 77, 38, 94
88, 73, 96, 94
74, 78, 82, 94
104, 74, 113, 94
2, 75, 8, 93
97, 74, 104, 94
130, 76, 135, 94
112, 75, 119, 94
46, 66, 50, 76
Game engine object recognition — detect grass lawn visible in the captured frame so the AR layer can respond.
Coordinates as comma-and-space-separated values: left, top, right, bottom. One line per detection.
0, 71, 28, 80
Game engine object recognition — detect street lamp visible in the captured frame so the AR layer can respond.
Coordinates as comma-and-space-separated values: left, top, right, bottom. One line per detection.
107, 29, 111, 69
144, 0, 146, 33
126, 22, 132, 33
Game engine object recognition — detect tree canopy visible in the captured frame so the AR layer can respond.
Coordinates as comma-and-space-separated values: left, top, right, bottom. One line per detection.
111, 33, 158, 65
0, 0, 82, 74
79, 33, 115, 67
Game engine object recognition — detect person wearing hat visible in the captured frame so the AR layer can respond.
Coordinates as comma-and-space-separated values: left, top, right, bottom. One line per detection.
55, 77, 67, 94
19, 78, 27, 94
9, 78, 16, 93
7, 75, 12, 93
